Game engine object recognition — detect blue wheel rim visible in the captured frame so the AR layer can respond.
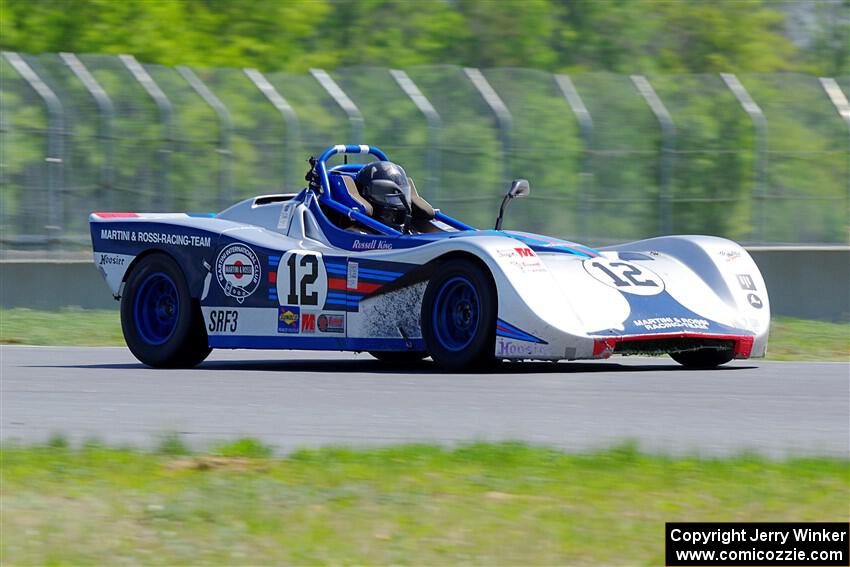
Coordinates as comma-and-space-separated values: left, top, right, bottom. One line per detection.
134, 272, 179, 345
431, 276, 480, 351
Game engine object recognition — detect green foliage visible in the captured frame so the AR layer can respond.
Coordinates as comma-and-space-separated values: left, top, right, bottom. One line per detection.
156, 432, 192, 456
0, 0, 826, 75
0, 1, 846, 243
213, 438, 274, 458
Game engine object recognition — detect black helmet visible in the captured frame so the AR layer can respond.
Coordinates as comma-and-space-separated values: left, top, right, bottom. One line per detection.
354, 161, 413, 232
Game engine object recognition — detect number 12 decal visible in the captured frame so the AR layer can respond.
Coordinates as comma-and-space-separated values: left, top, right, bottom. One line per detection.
277, 251, 328, 306
583, 257, 664, 295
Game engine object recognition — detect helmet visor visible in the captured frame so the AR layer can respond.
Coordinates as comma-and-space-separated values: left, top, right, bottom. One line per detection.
367, 178, 411, 210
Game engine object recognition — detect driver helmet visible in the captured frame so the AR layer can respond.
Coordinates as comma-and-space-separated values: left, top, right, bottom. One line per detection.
354, 161, 413, 232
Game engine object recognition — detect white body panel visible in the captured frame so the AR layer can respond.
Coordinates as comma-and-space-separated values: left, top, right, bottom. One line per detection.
91, 193, 770, 361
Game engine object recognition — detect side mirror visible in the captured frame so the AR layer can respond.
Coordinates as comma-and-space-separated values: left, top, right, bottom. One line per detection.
508, 178, 530, 198
495, 179, 531, 230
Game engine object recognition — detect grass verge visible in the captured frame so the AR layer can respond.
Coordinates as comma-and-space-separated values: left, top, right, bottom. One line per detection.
2, 308, 846, 361
1, 440, 847, 564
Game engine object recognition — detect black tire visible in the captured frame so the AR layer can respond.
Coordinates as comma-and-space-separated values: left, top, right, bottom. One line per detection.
670, 348, 734, 369
368, 351, 429, 363
120, 253, 211, 368
421, 258, 497, 371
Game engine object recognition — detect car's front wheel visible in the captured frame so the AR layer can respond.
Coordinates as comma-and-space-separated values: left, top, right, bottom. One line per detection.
421, 258, 496, 371
121, 253, 211, 368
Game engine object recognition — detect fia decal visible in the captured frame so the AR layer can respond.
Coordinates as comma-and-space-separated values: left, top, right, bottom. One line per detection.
216, 243, 261, 303
277, 201, 296, 232
347, 261, 359, 290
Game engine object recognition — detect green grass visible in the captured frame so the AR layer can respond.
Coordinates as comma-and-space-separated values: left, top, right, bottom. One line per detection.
766, 317, 849, 361
1, 308, 846, 360
1, 440, 846, 565
0, 308, 123, 347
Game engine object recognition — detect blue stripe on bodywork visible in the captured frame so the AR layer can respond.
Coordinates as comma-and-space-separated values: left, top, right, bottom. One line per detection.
588, 290, 752, 337
495, 319, 548, 344
209, 335, 425, 352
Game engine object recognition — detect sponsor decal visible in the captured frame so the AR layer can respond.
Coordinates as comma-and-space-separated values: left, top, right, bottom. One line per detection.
97, 253, 126, 266
496, 247, 546, 273
277, 201, 296, 232
100, 229, 211, 247
737, 274, 756, 291
747, 293, 763, 309
216, 243, 262, 303
318, 313, 345, 334
346, 261, 359, 290
301, 311, 316, 333
352, 239, 393, 250
719, 249, 742, 262
207, 309, 238, 333
496, 338, 551, 358
583, 257, 664, 295
632, 317, 710, 331
277, 306, 300, 333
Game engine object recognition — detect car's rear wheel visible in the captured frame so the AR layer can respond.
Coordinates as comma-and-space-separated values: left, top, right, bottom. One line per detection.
421, 258, 496, 371
369, 351, 428, 363
121, 253, 211, 368
670, 348, 734, 369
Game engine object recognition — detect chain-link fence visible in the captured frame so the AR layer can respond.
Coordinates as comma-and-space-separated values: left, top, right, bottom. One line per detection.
1, 52, 848, 252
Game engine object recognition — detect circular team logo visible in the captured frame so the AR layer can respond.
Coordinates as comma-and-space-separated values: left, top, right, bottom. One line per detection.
583, 257, 664, 296
216, 243, 261, 303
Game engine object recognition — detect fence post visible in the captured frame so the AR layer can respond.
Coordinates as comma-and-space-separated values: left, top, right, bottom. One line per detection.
244, 68, 301, 192
177, 66, 233, 209
390, 69, 442, 203
119, 54, 173, 211
631, 75, 675, 235
3, 52, 64, 245
721, 73, 767, 244
310, 68, 364, 145
464, 68, 512, 191
819, 77, 850, 224
60, 53, 115, 211
554, 74, 594, 241
0, 80, 6, 234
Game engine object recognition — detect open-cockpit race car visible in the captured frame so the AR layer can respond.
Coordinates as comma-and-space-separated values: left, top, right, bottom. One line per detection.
90, 144, 770, 370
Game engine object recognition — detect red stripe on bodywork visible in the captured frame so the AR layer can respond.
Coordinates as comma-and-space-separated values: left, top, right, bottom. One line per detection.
93, 212, 139, 218
328, 277, 383, 293
268, 271, 276, 284
592, 333, 754, 359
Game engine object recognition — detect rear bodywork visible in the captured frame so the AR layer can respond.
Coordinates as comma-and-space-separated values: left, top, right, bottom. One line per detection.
91, 145, 769, 362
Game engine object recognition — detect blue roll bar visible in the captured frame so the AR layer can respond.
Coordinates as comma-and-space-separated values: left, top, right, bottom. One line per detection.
314, 144, 474, 234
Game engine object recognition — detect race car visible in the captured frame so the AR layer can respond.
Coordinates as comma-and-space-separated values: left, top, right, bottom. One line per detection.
90, 144, 770, 370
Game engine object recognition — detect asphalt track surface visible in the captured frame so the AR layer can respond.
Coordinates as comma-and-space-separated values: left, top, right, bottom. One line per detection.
1, 346, 847, 457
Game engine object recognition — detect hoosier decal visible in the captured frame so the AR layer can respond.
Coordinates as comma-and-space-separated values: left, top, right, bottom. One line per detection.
216, 243, 261, 303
